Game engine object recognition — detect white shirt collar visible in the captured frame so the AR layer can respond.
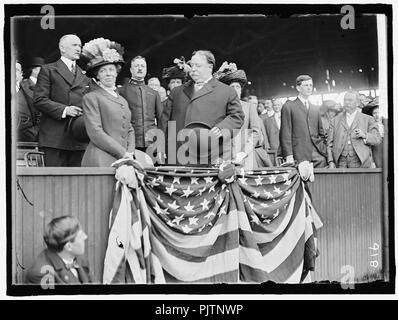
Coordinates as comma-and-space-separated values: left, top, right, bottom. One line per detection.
346, 108, 360, 119
29, 76, 37, 84
298, 95, 309, 107
98, 81, 118, 97
196, 76, 212, 84
268, 110, 275, 117
61, 56, 75, 70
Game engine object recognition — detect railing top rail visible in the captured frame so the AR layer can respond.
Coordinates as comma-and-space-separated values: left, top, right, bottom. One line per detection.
15, 166, 383, 176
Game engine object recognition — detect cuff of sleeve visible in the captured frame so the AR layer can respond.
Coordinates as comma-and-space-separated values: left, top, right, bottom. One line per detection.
62, 107, 69, 119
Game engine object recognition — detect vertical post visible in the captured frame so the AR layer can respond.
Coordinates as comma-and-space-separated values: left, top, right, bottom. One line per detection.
377, 14, 389, 282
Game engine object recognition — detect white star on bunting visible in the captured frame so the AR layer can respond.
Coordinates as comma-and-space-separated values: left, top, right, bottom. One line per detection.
284, 179, 292, 186
148, 178, 159, 188
168, 200, 180, 210
238, 177, 248, 185
204, 177, 213, 184
218, 206, 227, 216
200, 198, 210, 210
197, 186, 206, 196
255, 176, 263, 186
172, 176, 181, 184
172, 214, 184, 226
252, 191, 260, 198
157, 175, 164, 183
281, 173, 290, 181
269, 175, 277, 184
165, 184, 177, 196
191, 177, 199, 184
264, 190, 273, 199
184, 202, 195, 212
181, 224, 192, 234
261, 202, 269, 208
285, 189, 291, 195
204, 211, 216, 219
154, 202, 164, 215
182, 186, 194, 198
274, 186, 282, 195
189, 216, 199, 225
208, 185, 216, 193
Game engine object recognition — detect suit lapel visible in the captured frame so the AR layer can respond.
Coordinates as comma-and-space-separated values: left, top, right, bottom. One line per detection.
45, 249, 81, 284
55, 59, 75, 86
191, 78, 215, 101
71, 65, 87, 89
351, 111, 361, 129
182, 81, 195, 100
295, 97, 308, 114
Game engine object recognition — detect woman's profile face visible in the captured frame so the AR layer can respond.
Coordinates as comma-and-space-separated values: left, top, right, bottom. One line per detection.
97, 64, 117, 88
230, 82, 242, 98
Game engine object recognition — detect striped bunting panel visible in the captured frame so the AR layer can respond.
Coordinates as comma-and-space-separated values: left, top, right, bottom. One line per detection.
103, 161, 322, 284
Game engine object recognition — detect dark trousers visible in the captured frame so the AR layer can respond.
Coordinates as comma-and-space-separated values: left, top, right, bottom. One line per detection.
311, 148, 327, 168
40, 147, 84, 167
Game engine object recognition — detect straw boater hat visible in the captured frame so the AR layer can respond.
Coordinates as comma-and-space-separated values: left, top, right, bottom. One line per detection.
81, 37, 125, 78
214, 62, 248, 87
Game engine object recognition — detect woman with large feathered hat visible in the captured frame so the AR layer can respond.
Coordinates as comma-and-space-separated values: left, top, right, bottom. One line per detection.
79, 38, 136, 167
214, 62, 273, 169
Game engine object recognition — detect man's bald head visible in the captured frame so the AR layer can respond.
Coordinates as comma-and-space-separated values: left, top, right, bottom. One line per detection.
59, 34, 82, 61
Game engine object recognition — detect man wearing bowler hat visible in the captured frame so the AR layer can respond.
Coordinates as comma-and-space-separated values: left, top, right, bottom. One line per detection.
34, 34, 92, 166
160, 50, 244, 165
17, 57, 45, 142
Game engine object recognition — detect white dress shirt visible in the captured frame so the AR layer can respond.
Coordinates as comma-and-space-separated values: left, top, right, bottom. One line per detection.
194, 76, 212, 91
298, 96, 310, 109
61, 56, 76, 73
345, 108, 359, 127
29, 76, 37, 85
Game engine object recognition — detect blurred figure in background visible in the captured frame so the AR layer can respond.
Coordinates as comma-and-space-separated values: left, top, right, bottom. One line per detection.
362, 97, 384, 168
263, 98, 282, 165
147, 77, 161, 91
319, 100, 338, 133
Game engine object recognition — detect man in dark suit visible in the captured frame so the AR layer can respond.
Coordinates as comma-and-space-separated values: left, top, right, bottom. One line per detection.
119, 56, 162, 154
25, 215, 92, 285
34, 34, 91, 166
264, 98, 282, 157
17, 58, 45, 142
327, 91, 381, 168
160, 50, 244, 165
280, 75, 327, 168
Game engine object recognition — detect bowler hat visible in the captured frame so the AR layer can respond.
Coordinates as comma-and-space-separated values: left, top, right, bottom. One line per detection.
29, 57, 45, 67
183, 122, 222, 166
67, 116, 89, 143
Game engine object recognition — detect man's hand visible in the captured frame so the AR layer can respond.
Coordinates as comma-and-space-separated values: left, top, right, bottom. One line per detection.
209, 127, 222, 139
65, 106, 83, 117
328, 162, 336, 169
285, 155, 295, 164
354, 128, 367, 139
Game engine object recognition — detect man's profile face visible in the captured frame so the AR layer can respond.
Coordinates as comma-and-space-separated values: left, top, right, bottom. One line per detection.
69, 229, 88, 256
229, 82, 242, 98
189, 53, 212, 83
16, 62, 23, 83
130, 58, 147, 80
296, 79, 313, 97
61, 35, 82, 61
169, 78, 183, 91
344, 92, 359, 113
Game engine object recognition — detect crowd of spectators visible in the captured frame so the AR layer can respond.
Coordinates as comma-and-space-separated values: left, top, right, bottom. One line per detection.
15, 34, 385, 169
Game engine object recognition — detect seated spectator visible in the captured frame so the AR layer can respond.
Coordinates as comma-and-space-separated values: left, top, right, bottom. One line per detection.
327, 91, 381, 168
25, 215, 92, 284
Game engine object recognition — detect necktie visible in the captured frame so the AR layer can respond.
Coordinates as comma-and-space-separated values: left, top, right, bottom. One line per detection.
70, 63, 76, 75
65, 258, 79, 270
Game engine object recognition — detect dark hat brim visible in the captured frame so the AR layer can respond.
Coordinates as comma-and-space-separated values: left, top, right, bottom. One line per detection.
29, 57, 46, 67
162, 66, 187, 80
217, 69, 247, 87
86, 60, 124, 77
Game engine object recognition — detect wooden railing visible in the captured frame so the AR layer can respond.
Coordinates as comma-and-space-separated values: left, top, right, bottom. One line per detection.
13, 167, 386, 284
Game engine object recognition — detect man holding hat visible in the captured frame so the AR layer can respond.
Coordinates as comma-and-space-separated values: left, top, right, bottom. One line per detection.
34, 34, 92, 166
160, 50, 244, 166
